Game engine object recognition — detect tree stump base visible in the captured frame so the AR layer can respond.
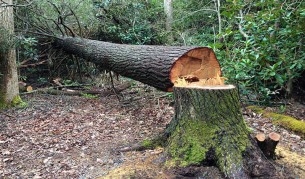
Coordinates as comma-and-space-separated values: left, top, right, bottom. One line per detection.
165, 85, 276, 178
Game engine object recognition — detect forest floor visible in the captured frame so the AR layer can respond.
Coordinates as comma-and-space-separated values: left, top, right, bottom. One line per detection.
0, 81, 305, 178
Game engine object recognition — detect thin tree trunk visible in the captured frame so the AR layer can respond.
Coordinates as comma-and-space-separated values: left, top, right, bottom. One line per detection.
164, 0, 173, 43
55, 37, 221, 92
0, 0, 20, 108
216, 0, 222, 35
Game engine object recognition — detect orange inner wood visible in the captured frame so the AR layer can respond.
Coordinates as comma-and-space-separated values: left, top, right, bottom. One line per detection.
170, 48, 224, 89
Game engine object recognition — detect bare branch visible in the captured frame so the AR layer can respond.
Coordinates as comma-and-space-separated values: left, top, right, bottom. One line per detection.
238, 10, 249, 39
17, 30, 60, 39
68, 6, 82, 37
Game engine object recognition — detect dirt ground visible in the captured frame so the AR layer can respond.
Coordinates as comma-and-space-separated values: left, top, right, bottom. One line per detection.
0, 82, 305, 178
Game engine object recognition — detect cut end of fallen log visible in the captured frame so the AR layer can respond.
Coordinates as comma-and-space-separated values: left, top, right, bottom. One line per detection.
169, 47, 224, 90
26, 86, 33, 92
57, 37, 225, 92
19, 81, 33, 92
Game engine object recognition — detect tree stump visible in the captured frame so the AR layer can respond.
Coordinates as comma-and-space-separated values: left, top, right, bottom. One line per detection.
165, 85, 276, 178
256, 132, 281, 159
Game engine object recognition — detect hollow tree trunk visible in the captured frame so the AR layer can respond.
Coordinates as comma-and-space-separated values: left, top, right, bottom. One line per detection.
165, 85, 276, 178
55, 37, 221, 91
0, 0, 20, 108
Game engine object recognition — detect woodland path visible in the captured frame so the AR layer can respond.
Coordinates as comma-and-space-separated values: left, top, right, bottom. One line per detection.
0, 81, 305, 178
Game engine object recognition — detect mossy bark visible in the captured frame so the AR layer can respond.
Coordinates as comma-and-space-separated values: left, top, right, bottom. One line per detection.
165, 86, 276, 178
0, 0, 20, 109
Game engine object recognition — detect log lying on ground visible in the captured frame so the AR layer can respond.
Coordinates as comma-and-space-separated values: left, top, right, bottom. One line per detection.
255, 132, 281, 159
55, 37, 221, 91
165, 85, 277, 178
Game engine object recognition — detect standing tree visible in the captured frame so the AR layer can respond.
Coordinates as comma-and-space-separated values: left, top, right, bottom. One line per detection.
164, 0, 173, 43
0, 0, 21, 109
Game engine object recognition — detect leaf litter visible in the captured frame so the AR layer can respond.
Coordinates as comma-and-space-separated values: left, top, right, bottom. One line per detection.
0, 82, 304, 178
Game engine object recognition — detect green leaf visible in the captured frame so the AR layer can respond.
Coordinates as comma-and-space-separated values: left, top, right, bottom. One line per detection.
275, 74, 284, 85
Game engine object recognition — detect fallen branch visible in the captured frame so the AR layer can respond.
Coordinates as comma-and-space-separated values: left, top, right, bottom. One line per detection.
18, 60, 48, 68
21, 82, 131, 97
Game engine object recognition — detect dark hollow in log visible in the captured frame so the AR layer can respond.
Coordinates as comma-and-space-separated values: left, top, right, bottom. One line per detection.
165, 85, 276, 178
55, 37, 221, 91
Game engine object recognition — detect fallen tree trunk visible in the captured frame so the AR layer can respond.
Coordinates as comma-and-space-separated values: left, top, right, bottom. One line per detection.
165, 85, 277, 178
55, 37, 221, 91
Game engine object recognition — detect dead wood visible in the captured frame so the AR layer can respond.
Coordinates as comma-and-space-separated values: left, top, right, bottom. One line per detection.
21, 82, 131, 97
255, 132, 281, 159
54, 37, 221, 91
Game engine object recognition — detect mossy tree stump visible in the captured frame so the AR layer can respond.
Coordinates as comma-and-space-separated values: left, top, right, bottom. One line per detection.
165, 85, 276, 178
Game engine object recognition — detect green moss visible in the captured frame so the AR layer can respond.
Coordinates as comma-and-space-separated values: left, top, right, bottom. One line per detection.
166, 87, 252, 177
166, 114, 250, 173
0, 95, 27, 109
13, 95, 27, 108
80, 93, 98, 99
0, 90, 6, 109
247, 105, 265, 113
0, 102, 6, 109
142, 139, 154, 148
141, 135, 167, 149
247, 106, 305, 136
12, 95, 22, 105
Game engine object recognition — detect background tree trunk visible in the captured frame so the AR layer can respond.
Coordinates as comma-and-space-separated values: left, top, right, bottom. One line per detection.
165, 85, 276, 178
0, 0, 20, 108
55, 37, 221, 92
164, 0, 174, 43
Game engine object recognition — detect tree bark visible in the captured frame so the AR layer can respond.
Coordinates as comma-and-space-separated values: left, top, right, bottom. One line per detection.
0, 0, 20, 108
256, 132, 281, 159
164, 0, 174, 43
55, 37, 221, 92
165, 85, 276, 178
